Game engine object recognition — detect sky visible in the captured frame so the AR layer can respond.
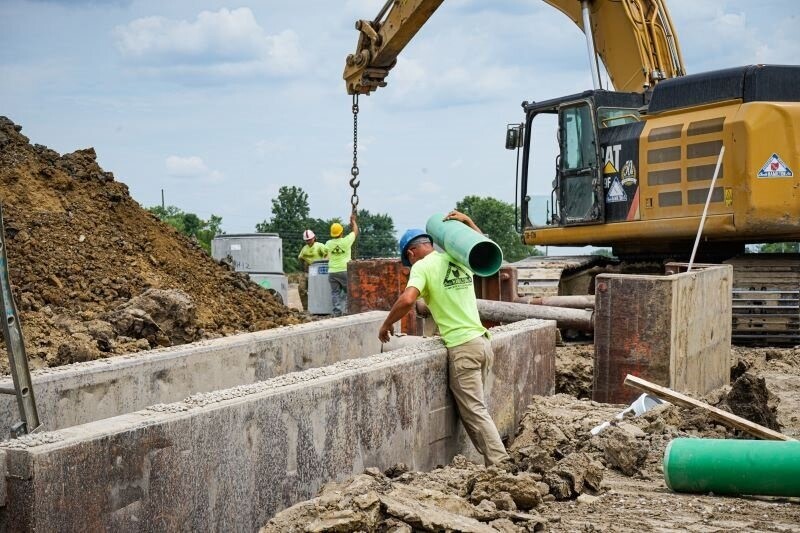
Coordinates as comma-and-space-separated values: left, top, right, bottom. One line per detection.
1, 0, 798, 248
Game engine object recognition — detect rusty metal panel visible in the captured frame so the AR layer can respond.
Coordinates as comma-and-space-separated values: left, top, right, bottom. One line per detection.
593, 275, 673, 404
348, 259, 417, 334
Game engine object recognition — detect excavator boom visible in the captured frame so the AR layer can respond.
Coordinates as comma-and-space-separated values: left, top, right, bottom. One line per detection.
344, 0, 685, 95
544, 0, 684, 92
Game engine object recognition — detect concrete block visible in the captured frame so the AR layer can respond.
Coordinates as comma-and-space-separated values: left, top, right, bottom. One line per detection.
593, 266, 732, 404
0, 319, 555, 532
0, 313, 387, 440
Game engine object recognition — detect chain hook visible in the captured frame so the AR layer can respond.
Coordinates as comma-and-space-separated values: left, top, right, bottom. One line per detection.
349, 94, 360, 258
350, 94, 360, 217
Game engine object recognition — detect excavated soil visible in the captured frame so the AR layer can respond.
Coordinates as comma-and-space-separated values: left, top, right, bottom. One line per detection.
554, 342, 593, 399
0, 117, 305, 373
263, 345, 800, 532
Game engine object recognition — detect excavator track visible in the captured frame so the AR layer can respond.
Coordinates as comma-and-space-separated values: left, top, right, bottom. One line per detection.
725, 255, 800, 345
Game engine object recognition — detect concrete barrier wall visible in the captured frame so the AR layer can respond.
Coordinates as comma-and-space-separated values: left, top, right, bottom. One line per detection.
0, 312, 387, 439
0, 319, 556, 532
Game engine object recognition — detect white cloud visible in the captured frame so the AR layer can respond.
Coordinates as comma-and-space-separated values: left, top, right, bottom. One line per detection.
165, 155, 223, 183
114, 8, 302, 79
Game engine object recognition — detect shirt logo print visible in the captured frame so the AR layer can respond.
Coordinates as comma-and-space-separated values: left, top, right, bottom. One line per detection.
331, 245, 345, 255
443, 262, 472, 288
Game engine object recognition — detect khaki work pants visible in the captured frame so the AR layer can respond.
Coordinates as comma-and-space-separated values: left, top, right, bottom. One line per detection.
447, 335, 510, 466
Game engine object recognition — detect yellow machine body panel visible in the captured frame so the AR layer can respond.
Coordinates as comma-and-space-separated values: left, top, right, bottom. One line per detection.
524, 98, 800, 248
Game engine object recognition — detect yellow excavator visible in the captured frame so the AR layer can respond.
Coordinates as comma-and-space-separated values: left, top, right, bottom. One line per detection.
344, 0, 800, 344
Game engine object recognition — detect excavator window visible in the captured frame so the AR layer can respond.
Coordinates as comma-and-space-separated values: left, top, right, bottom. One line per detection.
561, 104, 597, 171
557, 101, 603, 225
597, 107, 641, 128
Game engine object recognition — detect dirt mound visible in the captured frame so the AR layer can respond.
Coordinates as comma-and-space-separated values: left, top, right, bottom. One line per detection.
723, 373, 781, 431
0, 116, 304, 372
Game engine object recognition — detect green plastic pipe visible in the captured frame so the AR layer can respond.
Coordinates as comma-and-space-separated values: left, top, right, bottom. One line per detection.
425, 213, 503, 277
663, 438, 800, 497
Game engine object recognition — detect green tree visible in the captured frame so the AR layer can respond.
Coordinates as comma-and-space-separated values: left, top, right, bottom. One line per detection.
757, 242, 799, 253
354, 209, 398, 259
148, 205, 224, 253
455, 195, 542, 262
256, 186, 312, 272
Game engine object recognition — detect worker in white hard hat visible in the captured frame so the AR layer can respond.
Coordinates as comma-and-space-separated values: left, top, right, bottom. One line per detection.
297, 229, 327, 311
298, 229, 327, 271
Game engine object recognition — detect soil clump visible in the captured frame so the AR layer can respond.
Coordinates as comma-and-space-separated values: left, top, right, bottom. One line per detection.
554, 343, 593, 399
0, 117, 304, 373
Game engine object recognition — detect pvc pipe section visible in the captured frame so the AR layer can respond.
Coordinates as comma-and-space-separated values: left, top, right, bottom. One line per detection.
425, 214, 503, 277
664, 438, 800, 497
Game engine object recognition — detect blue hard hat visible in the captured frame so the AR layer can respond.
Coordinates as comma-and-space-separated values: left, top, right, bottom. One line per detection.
399, 228, 433, 267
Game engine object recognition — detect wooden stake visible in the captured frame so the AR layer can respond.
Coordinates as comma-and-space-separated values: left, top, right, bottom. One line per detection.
624, 374, 794, 442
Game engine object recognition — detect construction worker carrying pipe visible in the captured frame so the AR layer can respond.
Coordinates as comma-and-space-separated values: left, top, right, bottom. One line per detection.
378, 210, 510, 466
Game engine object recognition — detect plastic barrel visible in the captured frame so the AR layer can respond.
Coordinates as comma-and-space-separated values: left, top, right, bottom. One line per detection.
425, 214, 503, 277
663, 438, 800, 497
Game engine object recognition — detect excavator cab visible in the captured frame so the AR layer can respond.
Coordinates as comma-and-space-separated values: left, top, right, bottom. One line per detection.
517, 90, 645, 233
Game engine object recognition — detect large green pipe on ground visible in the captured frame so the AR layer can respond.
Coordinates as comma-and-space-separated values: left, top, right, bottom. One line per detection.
664, 438, 800, 497
425, 214, 503, 277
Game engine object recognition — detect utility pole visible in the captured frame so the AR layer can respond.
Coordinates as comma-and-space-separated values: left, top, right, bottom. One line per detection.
161, 189, 165, 210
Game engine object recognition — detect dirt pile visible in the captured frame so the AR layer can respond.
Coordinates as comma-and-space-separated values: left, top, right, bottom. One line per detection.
261, 393, 746, 532
263, 459, 549, 532
0, 116, 304, 372
722, 373, 781, 430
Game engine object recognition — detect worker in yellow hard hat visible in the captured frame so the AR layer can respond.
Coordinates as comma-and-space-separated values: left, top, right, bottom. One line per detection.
323, 213, 358, 316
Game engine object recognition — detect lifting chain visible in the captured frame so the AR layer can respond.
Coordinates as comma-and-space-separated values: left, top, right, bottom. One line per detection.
349, 94, 360, 215
349, 94, 360, 258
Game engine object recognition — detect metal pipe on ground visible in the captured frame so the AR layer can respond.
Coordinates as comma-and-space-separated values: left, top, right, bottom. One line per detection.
477, 299, 594, 332
516, 295, 595, 309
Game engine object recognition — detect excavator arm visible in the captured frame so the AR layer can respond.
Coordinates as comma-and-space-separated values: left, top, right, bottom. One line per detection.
344, 0, 443, 95
544, 0, 684, 92
344, 0, 685, 95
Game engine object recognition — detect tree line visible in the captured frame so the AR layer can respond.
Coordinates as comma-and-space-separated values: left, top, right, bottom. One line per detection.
149, 185, 547, 273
